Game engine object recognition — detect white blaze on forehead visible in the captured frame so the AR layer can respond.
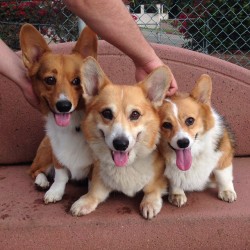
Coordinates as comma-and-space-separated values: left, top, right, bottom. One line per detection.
163, 99, 194, 149
164, 98, 178, 118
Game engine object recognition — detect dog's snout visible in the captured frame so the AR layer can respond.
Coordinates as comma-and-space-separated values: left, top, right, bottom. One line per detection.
113, 137, 129, 151
177, 138, 190, 149
56, 100, 72, 113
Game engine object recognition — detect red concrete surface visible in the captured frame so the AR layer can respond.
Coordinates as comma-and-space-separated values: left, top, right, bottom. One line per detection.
0, 158, 249, 249
0, 41, 249, 164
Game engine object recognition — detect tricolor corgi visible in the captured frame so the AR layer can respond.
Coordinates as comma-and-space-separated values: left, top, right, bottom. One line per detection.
159, 74, 237, 207
70, 58, 172, 219
20, 24, 97, 203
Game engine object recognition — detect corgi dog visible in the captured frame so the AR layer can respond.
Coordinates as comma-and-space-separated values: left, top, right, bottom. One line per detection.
20, 24, 97, 203
159, 74, 237, 207
70, 57, 172, 219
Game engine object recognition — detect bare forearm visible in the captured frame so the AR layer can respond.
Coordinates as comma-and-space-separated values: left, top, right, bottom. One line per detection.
0, 39, 38, 108
64, 0, 159, 66
64, 0, 178, 94
0, 39, 25, 84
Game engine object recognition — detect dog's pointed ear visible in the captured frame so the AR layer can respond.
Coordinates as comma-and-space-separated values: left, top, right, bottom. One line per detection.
80, 57, 109, 96
191, 74, 212, 104
140, 66, 172, 106
19, 24, 51, 70
72, 26, 98, 59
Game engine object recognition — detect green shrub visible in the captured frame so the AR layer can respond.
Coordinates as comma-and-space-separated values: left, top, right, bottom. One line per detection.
184, 0, 250, 52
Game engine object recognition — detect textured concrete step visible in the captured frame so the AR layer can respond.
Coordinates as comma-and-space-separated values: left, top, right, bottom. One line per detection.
0, 158, 249, 249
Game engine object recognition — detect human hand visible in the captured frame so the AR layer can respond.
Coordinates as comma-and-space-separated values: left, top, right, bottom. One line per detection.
135, 58, 178, 97
15, 56, 39, 109
20, 77, 39, 109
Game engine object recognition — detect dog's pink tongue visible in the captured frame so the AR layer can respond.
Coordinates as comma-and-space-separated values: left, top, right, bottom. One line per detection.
113, 151, 129, 167
54, 113, 71, 127
175, 148, 192, 171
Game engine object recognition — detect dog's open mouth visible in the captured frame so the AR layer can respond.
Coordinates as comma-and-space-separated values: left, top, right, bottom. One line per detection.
169, 144, 192, 171
175, 148, 192, 171
54, 113, 72, 127
111, 151, 129, 167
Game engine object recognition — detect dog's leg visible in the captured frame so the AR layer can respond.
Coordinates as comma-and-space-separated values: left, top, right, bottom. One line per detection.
168, 185, 187, 207
214, 164, 237, 202
35, 173, 49, 189
44, 167, 69, 204
29, 136, 52, 178
34, 165, 53, 189
140, 191, 163, 220
141, 176, 167, 219
70, 164, 111, 216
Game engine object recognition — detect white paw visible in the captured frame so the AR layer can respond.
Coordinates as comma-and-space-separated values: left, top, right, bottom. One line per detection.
218, 190, 237, 203
140, 198, 162, 220
70, 196, 97, 216
35, 173, 50, 189
44, 188, 64, 204
168, 193, 187, 207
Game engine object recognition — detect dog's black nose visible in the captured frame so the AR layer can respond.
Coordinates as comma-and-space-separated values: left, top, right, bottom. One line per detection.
113, 137, 129, 151
56, 100, 72, 113
177, 138, 190, 148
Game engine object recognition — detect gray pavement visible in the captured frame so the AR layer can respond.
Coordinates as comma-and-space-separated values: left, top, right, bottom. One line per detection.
141, 28, 188, 47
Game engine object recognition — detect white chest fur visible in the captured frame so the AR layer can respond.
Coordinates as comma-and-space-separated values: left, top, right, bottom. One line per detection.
45, 111, 93, 180
165, 110, 223, 191
100, 154, 154, 197
165, 149, 222, 191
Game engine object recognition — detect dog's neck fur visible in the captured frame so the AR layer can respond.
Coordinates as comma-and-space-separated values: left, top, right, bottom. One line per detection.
45, 110, 93, 178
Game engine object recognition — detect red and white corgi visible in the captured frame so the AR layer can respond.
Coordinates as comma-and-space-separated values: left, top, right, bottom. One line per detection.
70, 58, 172, 219
159, 74, 237, 207
20, 24, 97, 203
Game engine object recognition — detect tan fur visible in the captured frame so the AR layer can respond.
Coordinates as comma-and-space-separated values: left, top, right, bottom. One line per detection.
70, 59, 172, 219
29, 136, 52, 178
216, 130, 234, 169
20, 24, 97, 180
159, 74, 236, 207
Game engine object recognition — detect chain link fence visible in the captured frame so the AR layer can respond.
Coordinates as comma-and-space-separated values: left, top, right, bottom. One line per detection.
1, 0, 249, 69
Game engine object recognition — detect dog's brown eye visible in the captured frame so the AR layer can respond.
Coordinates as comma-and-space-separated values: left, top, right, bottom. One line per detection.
44, 76, 56, 85
185, 117, 195, 126
101, 109, 113, 120
72, 77, 81, 86
162, 122, 172, 129
130, 111, 140, 121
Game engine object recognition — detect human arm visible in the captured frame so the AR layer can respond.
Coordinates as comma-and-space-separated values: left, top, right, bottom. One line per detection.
0, 39, 39, 108
63, 0, 177, 96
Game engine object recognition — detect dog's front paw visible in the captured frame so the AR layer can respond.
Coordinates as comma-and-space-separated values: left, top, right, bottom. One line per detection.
44, 188, 64, 204
218, 190, 237, 203
140, 198, 162, 220
168, 193, 187, 207
70, 195, 98, 216
35, 173, 50, 189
